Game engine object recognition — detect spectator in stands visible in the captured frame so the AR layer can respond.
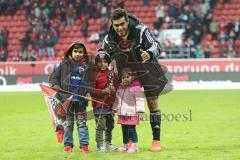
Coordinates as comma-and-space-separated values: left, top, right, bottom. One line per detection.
29, 48, 37, 61
192, 21, 204, 45
66, 3, 76, 26
100, 2, 109, 17
229, 28, 237, 41
204, 11, 213, 33
89, 32, 100, 43
20, 29, 31, 51
0, 27, 4, 48
0, 47, 8, 61
184, 22, 193, 39
226, 20, 234, 35
45, 35, 55, 57
6, 0, 19, 16
209, 19, 218, 40
48, 1, 57, 20
29, 28, 38, 49
24, 0, 31, 18
225, 47, 236, 58
38, 34, 46, 57
99, 16, 109, 39
82, 15, 89, 38
218, 31, 227, 42
204, 41, 212, 58
154, 3, 165, 29
194, 45, 204, 58
143, 0, 149, 6
75, 0, 84, 18
22, 49, 28, 61
33, 3, 41, 18
0, 27, 9, 50
12, 50, 21, 61
234, 18, 240, 37
49, 26, 59, 44
168, 1, 179, 20
0, 0, 9, 15
111, 0, 124, 10
85, 0, 98, 18
59, 3, 67, 26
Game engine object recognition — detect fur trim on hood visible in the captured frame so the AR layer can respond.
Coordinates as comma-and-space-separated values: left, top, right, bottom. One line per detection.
62, 40, 89, 63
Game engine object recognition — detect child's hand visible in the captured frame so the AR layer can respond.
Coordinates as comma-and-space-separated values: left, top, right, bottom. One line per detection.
137, 112, 145, 119
52, 85, 61, 90
109, 86, 116, 94
85, 93, 92, 100
102, 87, 111, 94
111, 110, 117, 116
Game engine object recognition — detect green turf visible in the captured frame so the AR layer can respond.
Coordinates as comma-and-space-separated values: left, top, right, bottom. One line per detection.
0, 90, 240, 160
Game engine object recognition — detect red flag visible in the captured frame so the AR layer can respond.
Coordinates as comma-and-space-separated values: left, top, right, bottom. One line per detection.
39, 83, 73, 143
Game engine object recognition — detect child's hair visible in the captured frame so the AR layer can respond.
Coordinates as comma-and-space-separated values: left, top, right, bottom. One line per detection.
72, 43, 85, 51
120, 67, 135, 79
68, 43, 86, 57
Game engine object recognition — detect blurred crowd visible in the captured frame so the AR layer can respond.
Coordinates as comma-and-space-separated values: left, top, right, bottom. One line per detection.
0, 0, 239, 61
153, 0, 239, 58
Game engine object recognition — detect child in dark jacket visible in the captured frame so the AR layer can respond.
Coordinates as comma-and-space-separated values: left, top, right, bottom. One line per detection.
49, 41, 92, 153
90, 50, 119, 152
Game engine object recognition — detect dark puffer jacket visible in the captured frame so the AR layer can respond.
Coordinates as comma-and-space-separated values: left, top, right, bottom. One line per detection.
49, 41, 93, 105
101, 14, 168, 98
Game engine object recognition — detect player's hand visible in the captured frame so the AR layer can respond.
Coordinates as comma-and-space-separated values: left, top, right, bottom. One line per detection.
140, 49, 151, 63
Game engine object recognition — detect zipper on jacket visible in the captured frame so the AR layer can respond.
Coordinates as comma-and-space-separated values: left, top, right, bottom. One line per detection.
119, 87, 126, 114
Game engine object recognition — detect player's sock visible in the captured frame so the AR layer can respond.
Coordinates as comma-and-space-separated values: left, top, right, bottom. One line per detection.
150, 110, 161, 141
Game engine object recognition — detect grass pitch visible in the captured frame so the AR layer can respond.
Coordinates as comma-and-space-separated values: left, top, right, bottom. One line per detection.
0, 90, 239, 160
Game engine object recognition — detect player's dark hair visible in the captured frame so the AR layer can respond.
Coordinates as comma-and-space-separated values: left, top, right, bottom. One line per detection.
111, 8, 129, 22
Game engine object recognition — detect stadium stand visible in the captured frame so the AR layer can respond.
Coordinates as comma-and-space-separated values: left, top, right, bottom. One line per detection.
0, 0, 240, 61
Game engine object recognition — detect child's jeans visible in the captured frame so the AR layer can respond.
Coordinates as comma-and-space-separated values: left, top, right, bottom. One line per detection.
121, 125, 138, 144
94, 114, 114, 147
63, 101, 89, 148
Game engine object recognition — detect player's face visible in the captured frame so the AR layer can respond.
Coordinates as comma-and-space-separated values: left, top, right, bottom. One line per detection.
121, 72, 134, 86
112, 17, 129, 37
72, 47, 84, 61
97, 59, 109, 71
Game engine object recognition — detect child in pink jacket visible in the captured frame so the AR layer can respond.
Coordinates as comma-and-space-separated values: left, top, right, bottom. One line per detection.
113, 67, 145, 153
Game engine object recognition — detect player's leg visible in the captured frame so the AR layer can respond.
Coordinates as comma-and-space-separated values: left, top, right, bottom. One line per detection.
146, 96, 161, 151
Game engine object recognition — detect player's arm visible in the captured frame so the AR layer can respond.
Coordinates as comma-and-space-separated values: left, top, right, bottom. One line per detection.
100, 35, 118, 57
141, 28, 161, 61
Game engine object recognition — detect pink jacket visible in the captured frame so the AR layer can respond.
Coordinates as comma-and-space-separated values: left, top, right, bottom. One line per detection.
113, 80, 145, 116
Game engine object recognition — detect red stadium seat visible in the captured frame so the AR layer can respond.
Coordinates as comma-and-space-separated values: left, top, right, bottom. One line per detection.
88, 18, 95, 25
215, 4, 223, 10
